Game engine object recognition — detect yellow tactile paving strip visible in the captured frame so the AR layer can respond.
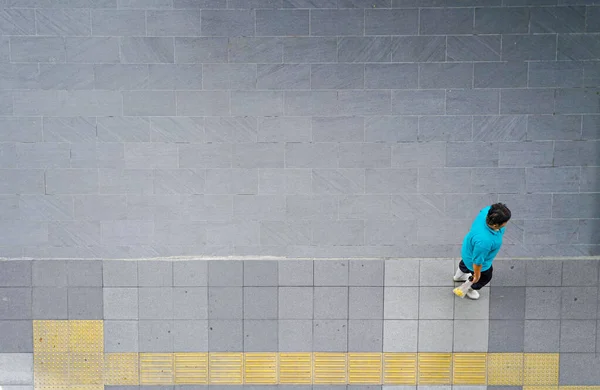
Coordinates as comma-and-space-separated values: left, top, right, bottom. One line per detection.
32, 320, 600, 387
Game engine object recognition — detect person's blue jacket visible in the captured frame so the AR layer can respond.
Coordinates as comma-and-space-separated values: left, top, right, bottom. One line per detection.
461, 206, 505, 272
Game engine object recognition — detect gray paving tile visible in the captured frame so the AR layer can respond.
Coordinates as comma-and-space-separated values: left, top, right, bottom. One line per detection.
92, 9, 145, 35
448, 35, 501, 62
283, 37, 337, 63
338, 37, 392, 63
474, 7, 529, 33
175, 37, 228, 63
349, 287, 383, 320
228, 38, 283, 64
560, 319, 597, 352
10, 37, 66, 63
530, 5, 585, 33
391, 36, 445, 62
559, 353, 600, 386
146, 10, 202, 36
257, 64, 309, 90
208, 319, 242, 352
488, 320, 525, 352
453, 319, 489, 353
243, 261, 278, 287
561, 287, 598, 319
419, 287, 453, 320
104, 320, 138, 352
447, 90, 499, 116
310, 9, 364, 36
32, 260, 67, 287
103, 287, 138, 320
244, 287, 278, 320
66, 260, 102, 287
0, 288, 31, 320
418, 116, 471, 142
349, 260, 384, 287
348, 320, 383, 352
454, 290, 490, 320
419, 63, 473, 89
418, 320, 453, 352
201, 10, 254, 36
174, 287, 207, 320
173, 320, 208, 352
279, 287, 313, 319
525, 287, 561, 320
524, 319, 560, 353
139, 320, 173, 352
392, 90, 445, 115
553, 194, 600, 219
314, 319, 347, 352
256, 9, 309, 36
526, 260, 563, 286
384, 287, 418, 320
490, 287, 526, 320
500, 89, 555, 115
555, 140, 600, 166
66, 37, 120, 63
420, 8, 473, 34
33, 287, 67, 320
314, 261, 349, 287
419, 259, 454, 287
0, 321, 32, 352
365, 9, 418, 35
278, 261, 313, 286
244, 320, 278, 352
68, 287, 103, 319
279, 319, 312, 352
0, 261, 31, 287
208, 287, 242, 319
474, 62, 528, 88
314, 287, 348, 320
556, 88, 600, 114
120, 37, 174, 63
138, 261, 172, 287
383, 320, 417, 352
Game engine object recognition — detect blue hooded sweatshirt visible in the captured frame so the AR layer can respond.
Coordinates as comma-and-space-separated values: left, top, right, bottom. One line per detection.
461, 206, 505, 272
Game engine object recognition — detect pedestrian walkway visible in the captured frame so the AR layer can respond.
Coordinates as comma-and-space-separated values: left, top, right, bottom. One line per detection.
0, 258, 599, 388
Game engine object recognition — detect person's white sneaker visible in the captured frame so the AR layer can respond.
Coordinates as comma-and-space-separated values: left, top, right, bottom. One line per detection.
466, 288, 480, 300
453, 268, 470, 282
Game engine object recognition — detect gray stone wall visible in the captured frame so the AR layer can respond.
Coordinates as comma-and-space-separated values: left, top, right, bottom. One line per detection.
0, 1, 598, 259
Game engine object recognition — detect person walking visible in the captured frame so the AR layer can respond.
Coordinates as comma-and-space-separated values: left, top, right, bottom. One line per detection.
453, 203, 511, 300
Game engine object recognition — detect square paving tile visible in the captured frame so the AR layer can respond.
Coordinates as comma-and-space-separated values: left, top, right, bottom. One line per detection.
384, 259, 419, 286
174, 260, 208, 286
173, 320, 208, 352
32, 260, 67, 287
68, 287, 103, 320
349, 287, 383, 319
67, 260, 102, 287
103, 260, 137, 287
526, 260, 562, 286
244, 287, 278, 319
525, 287, 561, 319
104, 287, 138, 320
454, 291, 490, 320
560, 319, 597, 353
418, 320, 453, 352
349, 260, 384, 286
0, 288, 32, 320
561, 287, 598, 319
279, 319, 312, 352
279, 287, 313, 319
314, 287, 348, 319
559, 353, 600, 385
278, 260, 313, 286
33, 287, 67, 320
0, 261, 31, 287
419, 259, 454, 287
314, 260, 349, 286
313, 319, 347, 352
209, 260, 243, 286
138, 261, 172, 287
0, 321, 32, 352
208, 319, 243, 352
562, 260, 599, 286
139, 287, 174, 320
244, 319, 278, 352
383, 320, 418, 352
173, 287, 208, 320
208, 287, 243, 319
348, 320, 383, 352
244, 260, 278, 286
491, 260, 526, 286
384, 287, 419, 319
488, 320, 524, 352
418, 287, 453, 320
0, 353, 32, 385
139, 320, 173, 352
524, 319, 560, 353
104, 320, 138, 352
453, 319, 489, 352
489, 287, 525, 320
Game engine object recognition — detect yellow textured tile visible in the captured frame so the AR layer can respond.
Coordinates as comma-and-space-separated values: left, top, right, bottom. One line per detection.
104, 353, 139, 385
69, 321, 103, 353
69, 353, 103, 385
140, 353, 174, 385
174, 353, 208, 385
418, 353, 452, 385
209, 353, 243, 385
453, 353, 487, 385
34, 353, 69, 387
244, 353, 278, 385
313, 353, 347, 384
524, 387, 559, 390
488, 353, 524, 386
525, 353, 559, 386
279, 353, 312, 384
348, 353, 382, 385
34, 320, 69, 353
383, 353, 417, 385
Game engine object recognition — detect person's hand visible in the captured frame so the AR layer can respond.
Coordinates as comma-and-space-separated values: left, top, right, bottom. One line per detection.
471, 274, 480, 284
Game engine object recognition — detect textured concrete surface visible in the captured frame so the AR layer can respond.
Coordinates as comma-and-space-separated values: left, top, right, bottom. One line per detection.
0, 1, 598, 259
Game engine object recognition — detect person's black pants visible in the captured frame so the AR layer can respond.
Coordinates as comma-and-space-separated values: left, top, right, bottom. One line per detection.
459, 260, 493, 290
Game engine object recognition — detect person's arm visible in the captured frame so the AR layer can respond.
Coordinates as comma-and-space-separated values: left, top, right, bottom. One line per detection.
470, 242, 488, 283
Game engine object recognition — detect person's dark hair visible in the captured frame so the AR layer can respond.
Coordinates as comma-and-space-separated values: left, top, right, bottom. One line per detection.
486, 203, 511, 226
